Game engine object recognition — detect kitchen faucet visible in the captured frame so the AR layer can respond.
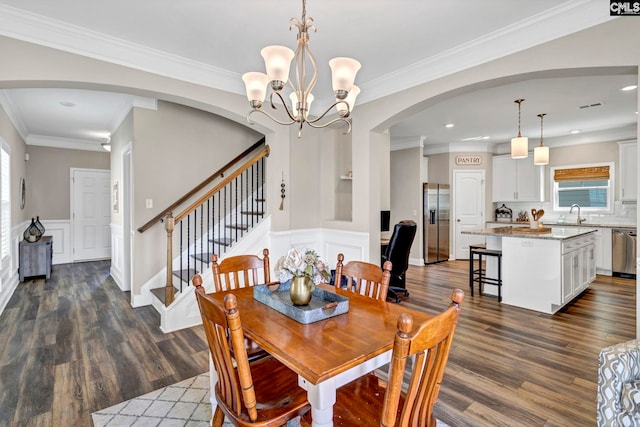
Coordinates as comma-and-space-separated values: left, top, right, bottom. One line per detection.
569, 204, 586, 224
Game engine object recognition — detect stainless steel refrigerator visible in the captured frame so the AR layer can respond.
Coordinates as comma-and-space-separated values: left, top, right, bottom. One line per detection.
423, 183, 450, 264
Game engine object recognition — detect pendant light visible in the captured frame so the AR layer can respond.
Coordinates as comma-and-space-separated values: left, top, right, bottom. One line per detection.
511, 99, 528, 159
534, 113, 549, 165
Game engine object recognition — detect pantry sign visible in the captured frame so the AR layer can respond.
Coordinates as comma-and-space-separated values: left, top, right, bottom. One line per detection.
455, 155, 482, 166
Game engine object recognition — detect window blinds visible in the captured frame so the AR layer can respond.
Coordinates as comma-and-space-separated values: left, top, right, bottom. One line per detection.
553, 166, 610, 182
1, 146, 10, 261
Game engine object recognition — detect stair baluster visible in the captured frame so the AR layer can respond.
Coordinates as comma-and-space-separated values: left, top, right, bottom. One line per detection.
158, 144, 269, 307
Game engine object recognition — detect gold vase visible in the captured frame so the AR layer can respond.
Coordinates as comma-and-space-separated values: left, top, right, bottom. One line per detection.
290, 276, 313, 306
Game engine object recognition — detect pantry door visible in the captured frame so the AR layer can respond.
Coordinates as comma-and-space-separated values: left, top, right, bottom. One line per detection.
453, 170, 485, 260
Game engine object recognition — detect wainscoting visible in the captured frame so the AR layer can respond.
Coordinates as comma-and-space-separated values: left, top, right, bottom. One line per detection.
1, 219, 72, 318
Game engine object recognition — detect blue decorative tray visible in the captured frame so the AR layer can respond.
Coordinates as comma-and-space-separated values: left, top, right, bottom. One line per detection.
253, 281, 349, 324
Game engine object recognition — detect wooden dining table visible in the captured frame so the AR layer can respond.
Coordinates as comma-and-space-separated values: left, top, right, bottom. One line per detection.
208, 283, 433, 427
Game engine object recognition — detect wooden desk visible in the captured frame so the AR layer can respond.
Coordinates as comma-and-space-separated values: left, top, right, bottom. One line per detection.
208, 284, 431, 426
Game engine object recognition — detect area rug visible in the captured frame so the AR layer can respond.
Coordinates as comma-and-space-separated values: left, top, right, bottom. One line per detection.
91, 372, 449, 426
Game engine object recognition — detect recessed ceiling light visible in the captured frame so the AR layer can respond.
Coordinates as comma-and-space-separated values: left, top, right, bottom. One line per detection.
445, 123, 454, 128
621, 85, 638, 91
461, 136, 490, 141
571, 130, 581, 134
59, 101, 76, 107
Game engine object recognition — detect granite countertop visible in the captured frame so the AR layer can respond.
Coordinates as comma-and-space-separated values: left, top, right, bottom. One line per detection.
464, 226, 597, 240
486, 220, 636, 230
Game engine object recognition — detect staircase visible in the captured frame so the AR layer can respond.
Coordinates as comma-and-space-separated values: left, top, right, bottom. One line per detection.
137, 140, 270, 331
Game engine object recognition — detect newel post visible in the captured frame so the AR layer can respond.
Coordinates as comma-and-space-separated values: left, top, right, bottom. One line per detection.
164, 212, 175, 306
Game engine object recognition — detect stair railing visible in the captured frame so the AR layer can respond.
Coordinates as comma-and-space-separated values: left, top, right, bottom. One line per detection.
161, 144, 269, 306
137, 137, 265, 234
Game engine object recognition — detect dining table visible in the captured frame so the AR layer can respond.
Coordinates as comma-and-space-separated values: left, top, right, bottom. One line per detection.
207, 283, 433, 427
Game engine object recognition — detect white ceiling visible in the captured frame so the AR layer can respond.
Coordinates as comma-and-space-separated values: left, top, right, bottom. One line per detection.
0, 0, 635, 152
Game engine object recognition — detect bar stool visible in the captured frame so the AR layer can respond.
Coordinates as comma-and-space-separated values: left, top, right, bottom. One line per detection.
469, 243, 502, 302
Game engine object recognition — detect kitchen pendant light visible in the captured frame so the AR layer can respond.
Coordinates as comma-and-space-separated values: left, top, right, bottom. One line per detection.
511, 99, 528, 159
534, 113, 549, 165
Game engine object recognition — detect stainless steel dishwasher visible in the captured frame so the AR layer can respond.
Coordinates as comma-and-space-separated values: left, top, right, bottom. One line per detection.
612, 228, 637, 278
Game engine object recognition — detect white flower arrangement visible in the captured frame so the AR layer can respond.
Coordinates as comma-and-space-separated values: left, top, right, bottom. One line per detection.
274, 248, 332, 288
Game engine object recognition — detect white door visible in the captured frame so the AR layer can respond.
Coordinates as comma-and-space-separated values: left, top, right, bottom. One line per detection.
453, 170, 485, 259
72, 169, 111, 261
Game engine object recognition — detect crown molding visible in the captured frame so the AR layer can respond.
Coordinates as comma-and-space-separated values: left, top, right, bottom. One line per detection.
26, 134, 106, 152
107, 95, 156, 134
390, 136, 424, 151
107, 95, 134, 135
0, 4, 244, 94
492, 125, 638, 155
133, 96, 158, 111
357, 0, 614, 106
0, 2, 613, 117
0, 89, 28, 140
422, 142, 495, 156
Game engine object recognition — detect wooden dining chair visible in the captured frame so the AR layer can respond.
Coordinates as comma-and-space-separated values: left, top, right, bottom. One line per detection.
211, 248, 272, 292
209, 249, 273, 361
194, 272, 268, 362
304, 288, 464, 427
334, 253, 392, 301
193, 280, 310, 426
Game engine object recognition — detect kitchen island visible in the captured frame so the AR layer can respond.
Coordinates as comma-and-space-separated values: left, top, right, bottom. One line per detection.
462, 226, 597, 314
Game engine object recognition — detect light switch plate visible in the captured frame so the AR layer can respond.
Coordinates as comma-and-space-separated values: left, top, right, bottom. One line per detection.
146, 199, 153, 209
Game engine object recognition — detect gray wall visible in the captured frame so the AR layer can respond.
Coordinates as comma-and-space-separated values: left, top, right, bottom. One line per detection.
131, 100, 262, 292
390, 147, 422, 260
25, 146, 109, 220
546, 141, 620, 201
427, 153, 449, 184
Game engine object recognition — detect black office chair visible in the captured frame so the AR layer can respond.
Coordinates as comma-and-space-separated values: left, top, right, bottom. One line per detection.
382, 220, 417, 303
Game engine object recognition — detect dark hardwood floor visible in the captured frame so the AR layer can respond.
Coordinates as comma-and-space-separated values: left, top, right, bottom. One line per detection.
403, 260, 636, 426
0, 261, 209, 427
0, 259, 634, 426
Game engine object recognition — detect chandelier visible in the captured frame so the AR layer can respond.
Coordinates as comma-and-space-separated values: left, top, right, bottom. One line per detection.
241, 0, 361, 137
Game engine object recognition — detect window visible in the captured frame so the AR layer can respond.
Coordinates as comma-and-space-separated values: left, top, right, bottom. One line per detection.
552, 163, 613, 212
1, 143, 10, 263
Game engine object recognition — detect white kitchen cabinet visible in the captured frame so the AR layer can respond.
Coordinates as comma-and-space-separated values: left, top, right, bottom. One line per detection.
561, 251, 576, 303
586, 244, 596, 283
594, 227, 612, 275
492, 154, 541, 202
619, 141, 637, 202
561, 236, 595, 304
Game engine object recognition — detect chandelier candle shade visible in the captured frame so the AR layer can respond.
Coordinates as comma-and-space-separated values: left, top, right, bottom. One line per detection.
242, 0, 361, 137
511, 99, 529, 159
534, 113, 549, 165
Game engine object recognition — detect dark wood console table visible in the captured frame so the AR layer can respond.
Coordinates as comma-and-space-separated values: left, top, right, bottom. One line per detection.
19, 236, 53, 282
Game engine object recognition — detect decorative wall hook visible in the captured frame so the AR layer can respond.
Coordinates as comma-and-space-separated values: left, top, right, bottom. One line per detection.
279, 172, 286, 211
